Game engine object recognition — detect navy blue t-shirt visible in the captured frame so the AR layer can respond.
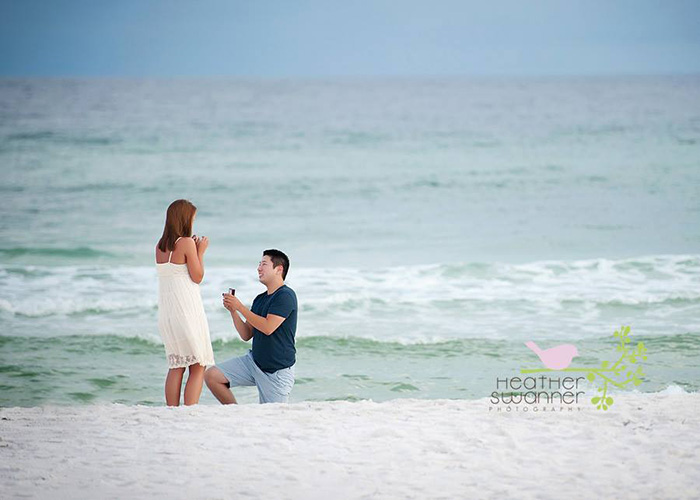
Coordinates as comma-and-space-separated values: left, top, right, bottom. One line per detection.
250, 284, 297, 372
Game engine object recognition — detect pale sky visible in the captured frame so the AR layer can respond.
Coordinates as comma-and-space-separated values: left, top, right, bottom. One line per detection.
1, 0, 699, 77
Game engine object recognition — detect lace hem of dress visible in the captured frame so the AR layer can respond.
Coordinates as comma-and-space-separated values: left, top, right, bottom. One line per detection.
167, 353, 214, 368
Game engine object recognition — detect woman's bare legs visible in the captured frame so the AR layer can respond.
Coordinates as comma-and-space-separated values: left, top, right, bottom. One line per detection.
183, 363, 205, 406
165, 367, 185, 406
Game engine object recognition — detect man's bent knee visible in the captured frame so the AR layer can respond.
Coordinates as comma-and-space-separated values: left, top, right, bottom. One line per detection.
205, 367, 230, 387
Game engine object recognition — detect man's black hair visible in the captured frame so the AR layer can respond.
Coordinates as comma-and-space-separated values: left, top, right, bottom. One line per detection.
263, 249, 290, 280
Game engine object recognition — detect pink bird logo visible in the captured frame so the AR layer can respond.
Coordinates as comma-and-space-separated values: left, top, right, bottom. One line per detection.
525, 341, 579, 370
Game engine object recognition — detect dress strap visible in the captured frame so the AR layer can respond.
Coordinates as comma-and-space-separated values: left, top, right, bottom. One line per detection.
168, 237, 184, 263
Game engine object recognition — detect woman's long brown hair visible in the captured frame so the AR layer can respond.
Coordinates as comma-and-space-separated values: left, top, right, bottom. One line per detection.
157, 199, 196, 252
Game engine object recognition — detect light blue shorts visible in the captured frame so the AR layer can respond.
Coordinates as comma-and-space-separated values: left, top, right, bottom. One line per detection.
216, 349, 295, 404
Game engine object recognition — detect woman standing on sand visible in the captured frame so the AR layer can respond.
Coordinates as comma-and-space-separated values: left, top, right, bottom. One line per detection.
155, 199, 215, 406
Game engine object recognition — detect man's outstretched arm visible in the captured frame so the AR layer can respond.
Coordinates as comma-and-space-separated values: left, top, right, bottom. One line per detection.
223, 294, 286, 336
223, 294, 253, 340
236, 303, 285, 336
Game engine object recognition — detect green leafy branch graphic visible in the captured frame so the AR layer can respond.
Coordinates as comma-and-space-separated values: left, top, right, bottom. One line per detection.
520, 326, 648, 411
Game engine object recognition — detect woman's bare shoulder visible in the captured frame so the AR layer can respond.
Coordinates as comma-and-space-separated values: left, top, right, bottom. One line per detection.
175, 236, 195, 250
155, 238, 194, 252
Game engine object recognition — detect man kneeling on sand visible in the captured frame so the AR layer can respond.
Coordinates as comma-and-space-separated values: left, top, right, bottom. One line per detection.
205, 249, 297, 404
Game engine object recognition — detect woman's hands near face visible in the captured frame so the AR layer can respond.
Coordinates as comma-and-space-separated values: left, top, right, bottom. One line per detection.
192, 235, 209, 253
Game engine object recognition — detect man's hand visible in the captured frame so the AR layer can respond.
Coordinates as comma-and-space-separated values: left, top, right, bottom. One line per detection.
223, 293, 253, 341
222, 293, 242, 312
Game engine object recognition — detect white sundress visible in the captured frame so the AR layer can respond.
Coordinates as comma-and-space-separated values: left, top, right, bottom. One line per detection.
156, 237, 215, 368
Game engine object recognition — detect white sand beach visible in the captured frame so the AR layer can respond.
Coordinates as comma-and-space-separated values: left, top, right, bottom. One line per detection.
2, 391, 699, 500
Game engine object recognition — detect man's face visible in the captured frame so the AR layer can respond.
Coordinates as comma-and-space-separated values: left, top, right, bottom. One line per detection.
257, 255, 279, 284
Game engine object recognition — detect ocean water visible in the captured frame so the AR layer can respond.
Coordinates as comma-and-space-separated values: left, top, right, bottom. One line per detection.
1, 76, 699, 406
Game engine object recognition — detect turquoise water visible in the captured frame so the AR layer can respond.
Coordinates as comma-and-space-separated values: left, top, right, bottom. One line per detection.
1, 76, 699, 406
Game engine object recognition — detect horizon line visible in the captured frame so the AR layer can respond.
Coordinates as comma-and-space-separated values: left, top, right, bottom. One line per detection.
1, 71, 699, 81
